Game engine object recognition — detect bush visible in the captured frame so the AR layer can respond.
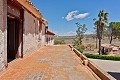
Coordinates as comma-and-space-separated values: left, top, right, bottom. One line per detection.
80, 44, 86, 50
74, 46, 84, 53
84, 54, 120, 61
77, 48, 83, 53
74, 44, 85, 53
54, 39, 65, 45
86, 44, 94, 51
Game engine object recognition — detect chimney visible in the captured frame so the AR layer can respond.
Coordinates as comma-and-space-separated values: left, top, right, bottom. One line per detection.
45, 26, 48, 33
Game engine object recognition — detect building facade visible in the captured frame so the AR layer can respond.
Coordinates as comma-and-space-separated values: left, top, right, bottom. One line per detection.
45, 26, 55, 45
0, 0, 53, 71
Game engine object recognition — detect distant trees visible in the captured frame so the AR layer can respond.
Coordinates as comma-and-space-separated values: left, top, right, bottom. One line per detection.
109, 22, 120, 44
93, 10, 108, 54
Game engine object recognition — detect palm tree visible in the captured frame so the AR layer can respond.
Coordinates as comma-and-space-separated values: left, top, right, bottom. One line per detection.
95, 10, 108, 54
93, 18, 98, 49
109, 22, 113, 44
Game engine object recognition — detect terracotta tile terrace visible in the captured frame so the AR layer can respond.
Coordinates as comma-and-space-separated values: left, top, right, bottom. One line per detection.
0, 45, 99, 80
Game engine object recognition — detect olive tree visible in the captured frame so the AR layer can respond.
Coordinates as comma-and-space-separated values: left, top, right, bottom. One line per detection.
74, 22, 87, 52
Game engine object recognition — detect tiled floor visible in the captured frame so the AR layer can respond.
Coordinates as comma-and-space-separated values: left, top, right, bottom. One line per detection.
0, 45, 98, 80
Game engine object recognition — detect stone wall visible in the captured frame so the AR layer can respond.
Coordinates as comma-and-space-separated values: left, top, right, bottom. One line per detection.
45, 35, 54, 45
0, 30, 5, 70
23, 10, 41, 56
40, 23, 46, 46
41, 35, 46, 46
0, 0, 7, 71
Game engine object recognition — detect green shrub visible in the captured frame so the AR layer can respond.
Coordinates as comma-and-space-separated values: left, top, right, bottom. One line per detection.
84, 54, 120, 61
54, 39, 65, 45
74, 45, 85, 53
80, 44, 86, 50
77, 48, 83, 53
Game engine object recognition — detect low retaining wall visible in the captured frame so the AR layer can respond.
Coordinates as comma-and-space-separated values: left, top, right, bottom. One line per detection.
88, 61, 115, 80
69, 45, 116, 80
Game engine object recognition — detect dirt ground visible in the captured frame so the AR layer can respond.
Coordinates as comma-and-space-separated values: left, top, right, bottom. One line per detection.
82, 38, 120, 55
55, 36, 120, 55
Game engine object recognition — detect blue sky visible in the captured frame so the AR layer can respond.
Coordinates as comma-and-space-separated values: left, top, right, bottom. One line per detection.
30, 0, 120, 36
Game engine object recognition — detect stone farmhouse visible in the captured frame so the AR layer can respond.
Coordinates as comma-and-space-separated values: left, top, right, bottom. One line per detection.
0, 0, 55, 71
45, 26, 55, 45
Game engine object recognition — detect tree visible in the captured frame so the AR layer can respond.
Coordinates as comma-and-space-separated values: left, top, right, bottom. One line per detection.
93, 18, 98, 49
74, 22, 87, 50
94, 10, 108, 54
109, 22, 120, 44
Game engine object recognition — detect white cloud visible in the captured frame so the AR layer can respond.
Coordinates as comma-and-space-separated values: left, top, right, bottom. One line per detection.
64, 31, 76, 36
74, 13, 89, 19
65, 10, 78, 21
65, 10, 89, 21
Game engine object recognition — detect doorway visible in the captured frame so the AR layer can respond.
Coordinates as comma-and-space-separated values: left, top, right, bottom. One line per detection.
7, 16, 19, 63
